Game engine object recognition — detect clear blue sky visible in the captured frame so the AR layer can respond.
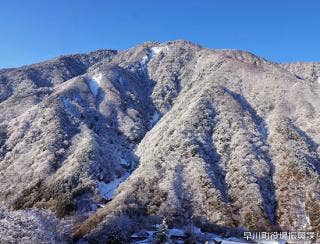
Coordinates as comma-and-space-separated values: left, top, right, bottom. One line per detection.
1, 0, 320, 68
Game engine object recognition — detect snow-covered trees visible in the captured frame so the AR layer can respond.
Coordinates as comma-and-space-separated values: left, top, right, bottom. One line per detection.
155, 218, 169, 243
1, 40, 320, 242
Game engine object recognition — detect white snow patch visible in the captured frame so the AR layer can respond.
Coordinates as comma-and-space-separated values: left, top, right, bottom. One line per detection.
120, 157, 130, 167
87, 74, 103, 96
149, 112, 160, 126
306, 215, 311, 226
205, 233, 223, 242
139, 46, 167, 77
220, 241, 246, 244
151, 45, 169, 56
141, 55, 149, 63
140, 55, 150, 77
96, 203, 105, 208
317, 77, 320, 84
129, 67, 136, 72
98, 173, 129, 200
146, 231, 155, 236
151, 46, 163, 56
168, 228, 185, 237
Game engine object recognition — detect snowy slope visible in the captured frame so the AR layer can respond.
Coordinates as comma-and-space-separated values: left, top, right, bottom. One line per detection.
0, 40, 320, 243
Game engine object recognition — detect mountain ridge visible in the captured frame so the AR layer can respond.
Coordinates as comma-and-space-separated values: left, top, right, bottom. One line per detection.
0, 40, 320, 243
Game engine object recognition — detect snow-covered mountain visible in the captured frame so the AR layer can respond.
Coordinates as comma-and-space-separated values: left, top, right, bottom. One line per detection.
0, 40, 320, 243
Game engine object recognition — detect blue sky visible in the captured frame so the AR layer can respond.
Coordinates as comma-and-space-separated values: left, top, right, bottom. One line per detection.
1, 0, 320, 68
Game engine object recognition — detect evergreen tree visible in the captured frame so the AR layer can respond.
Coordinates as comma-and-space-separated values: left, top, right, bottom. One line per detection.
155, 217, 168, 243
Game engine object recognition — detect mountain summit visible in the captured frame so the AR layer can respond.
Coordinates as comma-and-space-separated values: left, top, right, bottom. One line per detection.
1, 40, 320, 243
